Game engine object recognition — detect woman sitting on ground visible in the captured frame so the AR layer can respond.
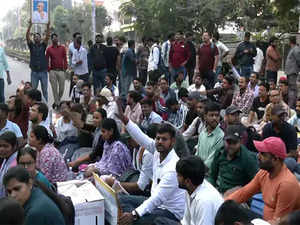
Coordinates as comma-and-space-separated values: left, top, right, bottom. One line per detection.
85, 118, 132, 178
29, 125, 68, 183
68, 108, 107, 169
3, 166, 66, 225
0, 131, 19, 198
17, 147, 53, 190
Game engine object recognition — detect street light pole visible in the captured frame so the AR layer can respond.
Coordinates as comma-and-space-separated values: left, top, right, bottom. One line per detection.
91, 0, 96, 43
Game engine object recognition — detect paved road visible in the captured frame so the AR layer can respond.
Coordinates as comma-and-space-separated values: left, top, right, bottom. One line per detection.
6, 56, 71, 106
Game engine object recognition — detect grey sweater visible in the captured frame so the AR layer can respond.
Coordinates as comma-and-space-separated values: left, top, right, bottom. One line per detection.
285, 45, 300, 75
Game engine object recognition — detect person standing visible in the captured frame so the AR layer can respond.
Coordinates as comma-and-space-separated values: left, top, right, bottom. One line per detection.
234, 32, 257, 78
26, 21, 50, 102
185, 32, 197, 85
106, 36, 120, 82
147, 36, 161, 84
285, 36, 300, 109
90, 33, 108, 95
71, 34, 89, 83
161, 33, 175, 84
169, 31, 191, 84
120, 40, 137, 99
46, 33, 68, 109
213, 32, 229, 76
137, 36, 149, 86
266, 36, 281, 83
197, 32, 219, 90
0, 46, 11, 103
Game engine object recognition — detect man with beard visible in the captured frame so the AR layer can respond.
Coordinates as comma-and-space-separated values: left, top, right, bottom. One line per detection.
231, 76, 255, 117
248, 82, 270, 125
288, 98, 300, 130
165, 98, 188, 130
28, 102, 53, 137
226, 137, 300, 224
208, 125, 258, 194
262, 105, 297, 159
183, 92, 202, 131
26, 20, 50, 102
176, 156, 223, 225
140, 98, 162, 132
183, 98, 207, 154
195, 101, 224, 169
116, 99, 186, 225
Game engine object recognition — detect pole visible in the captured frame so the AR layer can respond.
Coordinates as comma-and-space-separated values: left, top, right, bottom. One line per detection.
91, 0, 96, 43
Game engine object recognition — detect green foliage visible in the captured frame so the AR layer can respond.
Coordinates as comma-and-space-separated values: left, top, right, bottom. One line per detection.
120, 0, 300, 38
3, 1, 111, 44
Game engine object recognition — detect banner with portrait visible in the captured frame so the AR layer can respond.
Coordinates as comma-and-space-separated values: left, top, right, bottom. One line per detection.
31, 0, 49, 24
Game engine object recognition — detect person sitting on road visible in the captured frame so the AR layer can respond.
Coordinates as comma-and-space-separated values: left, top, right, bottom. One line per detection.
84, 118, 132, 178
226, 137, 300, 224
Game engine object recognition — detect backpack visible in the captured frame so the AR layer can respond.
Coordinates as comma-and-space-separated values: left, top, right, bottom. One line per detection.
246, 126, 262, 152
200, 42, 217, 57
152, 46, 165, 74
35, 181, 75, 225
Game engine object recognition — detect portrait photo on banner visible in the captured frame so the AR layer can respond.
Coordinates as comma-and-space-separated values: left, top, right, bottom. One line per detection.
31, 0, 49, 24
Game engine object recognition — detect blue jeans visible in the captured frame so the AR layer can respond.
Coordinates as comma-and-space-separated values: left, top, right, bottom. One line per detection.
92, 68, 107, 95
119, 73, 133, 99
118, 194, 179, 225
266, 70, 278, 83
202, 70, 216, 90
0, 79, 4, 103
31, 71, 48, 102
239, 65, 253, 78
171, 66, 186, 84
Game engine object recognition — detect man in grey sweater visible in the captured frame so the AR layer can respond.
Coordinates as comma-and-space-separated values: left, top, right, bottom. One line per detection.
285, 36, 300, 108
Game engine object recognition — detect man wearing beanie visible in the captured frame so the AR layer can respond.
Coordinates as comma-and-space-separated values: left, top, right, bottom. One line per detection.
226, 137, 300, 224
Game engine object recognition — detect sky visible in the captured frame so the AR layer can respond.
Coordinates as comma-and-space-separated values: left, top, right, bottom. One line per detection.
0, 0, 25, 25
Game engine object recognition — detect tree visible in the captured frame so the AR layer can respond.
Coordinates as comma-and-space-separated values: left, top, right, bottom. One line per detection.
53, 5, 70, 43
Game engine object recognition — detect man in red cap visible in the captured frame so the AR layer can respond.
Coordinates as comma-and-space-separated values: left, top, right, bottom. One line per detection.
226, 137, 300, 224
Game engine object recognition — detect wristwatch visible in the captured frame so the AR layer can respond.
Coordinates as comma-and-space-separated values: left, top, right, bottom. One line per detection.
131, 210, 139, 221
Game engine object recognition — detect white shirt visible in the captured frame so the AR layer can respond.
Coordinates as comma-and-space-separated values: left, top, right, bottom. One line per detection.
0, 120, 23, 138
183, 117, 205, 141
133, 147, 153, 191
126, 120, 186, 220
71, 46, 89, 75
215, 41, 229, 67
182, 180, 224, 225
251, 219, 271, 225
148, 44, 160, 72
288, 114, 300, 129
55, 117, 78, 142
161, 40, 171, 67
140, 111, 163, 131
187, 84, 206, 93
253, 47, 264, 73
248, 83, 259, 98
28, 120, 53, 139
102, 101, 122, 132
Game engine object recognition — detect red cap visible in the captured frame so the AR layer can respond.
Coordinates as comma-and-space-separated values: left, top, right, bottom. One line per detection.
279, 76, 287, 81
254, 137, 287, 159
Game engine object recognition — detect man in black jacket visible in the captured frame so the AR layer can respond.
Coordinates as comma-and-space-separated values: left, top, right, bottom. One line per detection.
185, 32, 196, 85
234, 32, 257, 78
90, 33, 108, 95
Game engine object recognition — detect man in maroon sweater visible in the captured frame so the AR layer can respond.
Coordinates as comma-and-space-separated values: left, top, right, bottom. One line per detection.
197, 32, 219, 90
46, 33, 68, 109
169, 31, 191, 84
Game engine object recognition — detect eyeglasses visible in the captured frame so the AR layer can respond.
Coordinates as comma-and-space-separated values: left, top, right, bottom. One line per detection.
19, 161, 35, 167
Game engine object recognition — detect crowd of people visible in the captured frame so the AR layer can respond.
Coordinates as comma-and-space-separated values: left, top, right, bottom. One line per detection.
1, 23, 300, 225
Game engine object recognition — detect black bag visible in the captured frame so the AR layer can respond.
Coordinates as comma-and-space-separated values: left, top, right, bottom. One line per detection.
35, 181, 75, 225
246, 126, 262, 152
